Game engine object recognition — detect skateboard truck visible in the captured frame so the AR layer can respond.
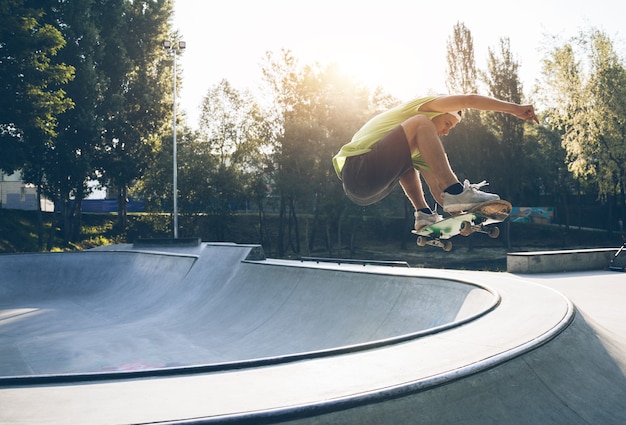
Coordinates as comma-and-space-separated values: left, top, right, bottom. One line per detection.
459, 221, 501, 238
416, 235, 453, 252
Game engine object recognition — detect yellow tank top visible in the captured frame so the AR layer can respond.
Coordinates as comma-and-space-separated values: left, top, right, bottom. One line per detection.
332, 96, 445, 177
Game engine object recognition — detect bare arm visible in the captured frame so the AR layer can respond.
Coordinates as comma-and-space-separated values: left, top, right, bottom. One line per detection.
420, 94, 539, 124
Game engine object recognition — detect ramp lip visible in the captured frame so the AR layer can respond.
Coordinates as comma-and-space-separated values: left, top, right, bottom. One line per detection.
0, 249, 200, 259
232, 282, 576, 424
160, 278, 576, 425
262, 299, 577, 424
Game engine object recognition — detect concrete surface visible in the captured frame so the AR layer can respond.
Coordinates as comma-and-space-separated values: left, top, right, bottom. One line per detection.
508, 247, 619, 273
0, 243, 625, 424
0, 245, 497, 378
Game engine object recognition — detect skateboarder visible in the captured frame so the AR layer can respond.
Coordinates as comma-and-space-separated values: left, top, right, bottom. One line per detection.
332, 94, 539, 231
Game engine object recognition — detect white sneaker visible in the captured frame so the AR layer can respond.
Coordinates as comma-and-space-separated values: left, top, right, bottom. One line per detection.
414, 210, 443, 231
442, 180, 500, 213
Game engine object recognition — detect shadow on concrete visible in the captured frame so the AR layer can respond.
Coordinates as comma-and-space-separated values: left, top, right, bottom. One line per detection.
288, 311, 626, 425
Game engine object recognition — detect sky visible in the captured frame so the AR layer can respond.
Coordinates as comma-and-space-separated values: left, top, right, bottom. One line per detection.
172, 0, 626, 129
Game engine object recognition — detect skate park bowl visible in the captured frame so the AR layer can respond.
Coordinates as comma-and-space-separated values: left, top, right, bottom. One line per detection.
1, 242, 626, 424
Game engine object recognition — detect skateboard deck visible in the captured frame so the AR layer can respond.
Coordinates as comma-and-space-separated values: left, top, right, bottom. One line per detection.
412, 200, 512, 251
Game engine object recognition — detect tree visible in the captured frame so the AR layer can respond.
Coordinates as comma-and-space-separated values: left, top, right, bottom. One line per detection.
259, 49, 304, 256
535, 40, 585, 227
582, 31, 626, 207
42, 0, 104, 243
321, 65, 399, 256
0, 0, 74, 173
481, 37, 528, 203
444, 21, 491, 250
446, 22, 478, 95
195, 79, 270, 239
444, 22, 487, 183
96, 0, 174, 231
261, 49, 387, 257
0, 0, 75, 248
537, 29, 626, 230
133, 123, 197, 212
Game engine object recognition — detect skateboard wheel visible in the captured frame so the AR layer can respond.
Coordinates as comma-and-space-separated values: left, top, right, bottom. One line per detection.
460, 221, 473, 236
417, 236, 427, 247
488, 227, 500, 238
443, 241, 453, 251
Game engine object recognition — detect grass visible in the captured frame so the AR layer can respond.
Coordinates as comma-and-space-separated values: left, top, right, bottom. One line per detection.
0, 209, 46, 252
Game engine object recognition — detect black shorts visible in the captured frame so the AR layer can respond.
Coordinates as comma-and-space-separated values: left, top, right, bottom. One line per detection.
341, 125, 413, 206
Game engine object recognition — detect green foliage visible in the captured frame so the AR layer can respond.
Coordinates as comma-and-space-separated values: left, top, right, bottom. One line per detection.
0, 210, 619, 271
259, 50, 383, 256
538, 29, 626, 201
0, 0, 74, 174
95, 0, 174, 230
0, 209, 42, 252
445, 29, 537, 205
125, 213, 172, 241
3, 11, 625, 255
444, 22, 487, 184
446, 21, 478, 95
1, 0, 176, 244
481, 37, 529, 203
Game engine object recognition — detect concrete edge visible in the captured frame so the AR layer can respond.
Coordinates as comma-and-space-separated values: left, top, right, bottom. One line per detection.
507, 248, 618, 273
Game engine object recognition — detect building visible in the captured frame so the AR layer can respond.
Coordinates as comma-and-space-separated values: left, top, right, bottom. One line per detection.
0, 171, 53, 211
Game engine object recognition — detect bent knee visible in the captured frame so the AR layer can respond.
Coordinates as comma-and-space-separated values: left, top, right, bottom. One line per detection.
401, 115, 436, 150
402, 114, 435, 134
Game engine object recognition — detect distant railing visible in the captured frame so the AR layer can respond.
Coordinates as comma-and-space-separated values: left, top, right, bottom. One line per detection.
300, 256, 410, 267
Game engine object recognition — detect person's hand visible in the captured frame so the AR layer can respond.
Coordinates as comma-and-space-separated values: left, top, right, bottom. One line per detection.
515, 104, 539, 124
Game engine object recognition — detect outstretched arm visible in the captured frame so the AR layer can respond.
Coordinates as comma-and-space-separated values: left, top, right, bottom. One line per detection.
420, 94, 539, 124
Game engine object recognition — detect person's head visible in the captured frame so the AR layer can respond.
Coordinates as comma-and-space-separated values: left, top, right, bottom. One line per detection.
432, 111, 462, 136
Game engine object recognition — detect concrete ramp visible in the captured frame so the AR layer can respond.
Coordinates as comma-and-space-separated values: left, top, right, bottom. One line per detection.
1, 243, 625, 424
0, 250, 198, 376
319, 306, 626, 425
0, 243, 496, 379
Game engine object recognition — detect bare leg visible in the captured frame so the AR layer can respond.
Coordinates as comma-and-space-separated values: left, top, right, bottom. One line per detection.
401, 115, 459, 207
420, 169, 447, 207
399, 168, 429, 211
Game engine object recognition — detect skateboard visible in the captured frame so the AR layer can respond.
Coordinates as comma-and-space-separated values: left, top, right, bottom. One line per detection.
412, 200, 512, 251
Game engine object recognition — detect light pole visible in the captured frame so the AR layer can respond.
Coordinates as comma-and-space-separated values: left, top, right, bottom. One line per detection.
163, 40, 185, 238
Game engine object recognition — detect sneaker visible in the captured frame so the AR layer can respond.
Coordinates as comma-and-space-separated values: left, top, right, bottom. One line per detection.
442, 180, 500, 213
414, 210, 443, 231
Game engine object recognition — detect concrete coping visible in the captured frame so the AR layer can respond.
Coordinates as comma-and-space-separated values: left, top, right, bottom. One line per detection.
507, 247, 618, 273
133, 237, 201, 247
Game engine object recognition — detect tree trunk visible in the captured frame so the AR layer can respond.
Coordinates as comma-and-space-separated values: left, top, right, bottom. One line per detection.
36, 187, 44, 251
349, 219, 356, 258
336, 207, 345, 257
47, 200, 60, 251
62, 198, 71, 243
256, 194, 271, 255
326, 222, 333, 257
401, 199, 409, 250
288, 197, 300, 254
278, 195, 286, 257
71, 198, 83, 241
308, 194, 319, 254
